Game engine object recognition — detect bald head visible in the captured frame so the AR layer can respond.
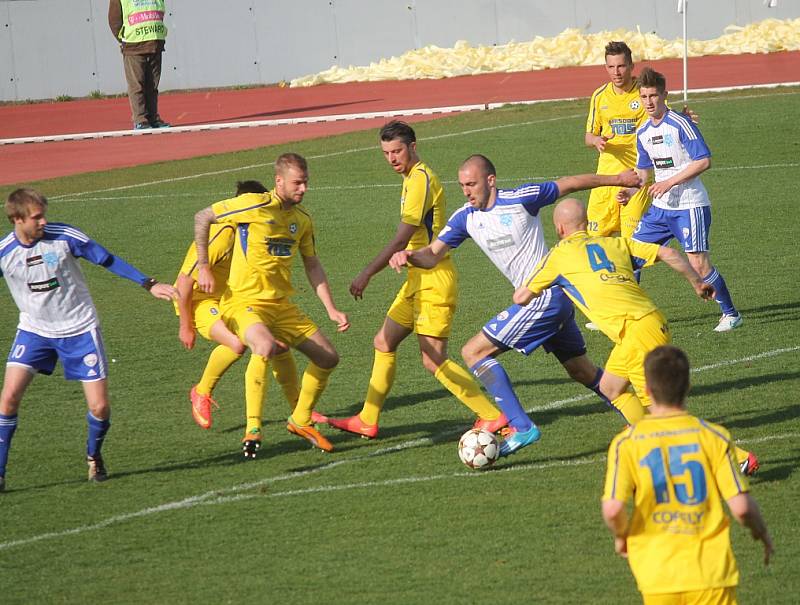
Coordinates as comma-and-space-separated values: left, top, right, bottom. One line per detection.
553, 198, 588, 239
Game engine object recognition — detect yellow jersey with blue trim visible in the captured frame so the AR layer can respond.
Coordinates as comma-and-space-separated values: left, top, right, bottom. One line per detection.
211, 191, 316, 301
603, 413, 746, 594
401, 161, 448, 252
523, 231, 661, 343
175, 224, 235, 314
586, 82, 647, 174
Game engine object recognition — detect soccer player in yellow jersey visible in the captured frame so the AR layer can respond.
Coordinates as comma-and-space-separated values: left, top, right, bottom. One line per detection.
514, 199, 759, 473
326, 121, 504, 439
175, 180, 300, 431
585, 41, 651, 239
602, 345, 773, 605
194, 154, 350, 457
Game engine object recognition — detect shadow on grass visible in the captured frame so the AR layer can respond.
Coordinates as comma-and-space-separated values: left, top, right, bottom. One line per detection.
692, 372, 800, 401
706, 403, 800, 431
749, 452, 800, 483
668, 300, 800, 328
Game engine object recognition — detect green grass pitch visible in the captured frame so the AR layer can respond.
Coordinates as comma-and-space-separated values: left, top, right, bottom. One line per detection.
0, 87, 798, 604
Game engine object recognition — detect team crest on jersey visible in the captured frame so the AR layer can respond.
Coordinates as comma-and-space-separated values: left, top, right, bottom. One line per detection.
289, 223, 297, 234
210, 308, 219, 315
500, 214, 513, 228
629, 100, 640, 110
496, 311, 509, 321
664, 133, 675, 146
43, 251, 59, 268
83, 354, 98, 367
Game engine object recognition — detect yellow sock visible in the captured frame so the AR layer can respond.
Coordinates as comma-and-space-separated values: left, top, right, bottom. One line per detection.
434, 359, 500, 419
611, 392, 645, 424
197, 345, 242, 395
271, 351, 300, 409
360, 350, 397, 425
245, 354, 268, 433
291, 363, 333, 426
734, 446, 750, 466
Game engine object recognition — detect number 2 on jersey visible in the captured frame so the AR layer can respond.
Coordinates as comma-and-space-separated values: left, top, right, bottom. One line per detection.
586, 243, 616, 273
640, 444, 707, 505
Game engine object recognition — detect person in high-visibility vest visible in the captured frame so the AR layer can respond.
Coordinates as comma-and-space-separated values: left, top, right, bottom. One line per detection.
108, 0, 170, 130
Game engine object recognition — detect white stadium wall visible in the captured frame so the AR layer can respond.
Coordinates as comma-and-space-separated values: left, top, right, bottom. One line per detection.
0, 0, 796, 101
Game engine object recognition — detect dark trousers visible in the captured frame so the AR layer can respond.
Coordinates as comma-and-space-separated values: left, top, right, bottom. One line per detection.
123, 52, 163, 125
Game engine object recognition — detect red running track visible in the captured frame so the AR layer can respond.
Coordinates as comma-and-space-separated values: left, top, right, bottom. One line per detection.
1, 51, 797, 186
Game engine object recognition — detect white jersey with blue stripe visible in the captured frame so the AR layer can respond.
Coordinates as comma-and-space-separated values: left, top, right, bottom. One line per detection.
0, 223, 113, 337
437, 181, 560, 288
636, 109, 711, 211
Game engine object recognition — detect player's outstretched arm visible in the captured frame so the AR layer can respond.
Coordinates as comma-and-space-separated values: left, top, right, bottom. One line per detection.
555, 170, 641, 198
194, 207, 217, 294
390, 239, 450, 272
176, 273, 196, 349
616, 168, 651, 206
147, 281, 178, 301
350, 222, 417, 299
727, 493, 775, 565
656, 246, 715, 300
601, 499, 629, 558
303, 255, 350, 332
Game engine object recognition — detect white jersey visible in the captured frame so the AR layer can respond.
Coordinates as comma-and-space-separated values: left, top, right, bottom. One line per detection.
0, 223, 119, 338
437, 181, 560, 288
636, 109, 712, 211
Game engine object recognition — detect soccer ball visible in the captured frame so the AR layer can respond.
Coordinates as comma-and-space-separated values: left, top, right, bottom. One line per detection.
458, 428, 500, 470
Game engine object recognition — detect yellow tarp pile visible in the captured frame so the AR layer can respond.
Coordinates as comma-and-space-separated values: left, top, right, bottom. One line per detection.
290, 18, 799, 87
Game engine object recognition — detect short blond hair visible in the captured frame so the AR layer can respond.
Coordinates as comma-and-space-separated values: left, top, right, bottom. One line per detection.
6, 188, 47, 224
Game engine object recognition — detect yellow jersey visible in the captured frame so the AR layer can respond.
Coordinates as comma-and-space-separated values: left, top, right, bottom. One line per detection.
174, 223, 235, 314
211, 191, 316, 301
401, 161, 448, 252
523, 231, 661, 343
603, 413, 746, 594
586, 82, 647, 174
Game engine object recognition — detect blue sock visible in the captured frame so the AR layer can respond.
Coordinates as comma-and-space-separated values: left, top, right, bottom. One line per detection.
703, 267, 737, 316
86, 412, 111, 458
633, 269, 642, 284
471, 358, 533, 431
586, 368, 613, 408
0, 413, 19, 477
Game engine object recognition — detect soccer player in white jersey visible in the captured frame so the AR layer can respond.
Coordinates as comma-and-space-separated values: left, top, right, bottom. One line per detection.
618, 67, 742, 333
0, 189, 176, 491
389, 155, 642, 456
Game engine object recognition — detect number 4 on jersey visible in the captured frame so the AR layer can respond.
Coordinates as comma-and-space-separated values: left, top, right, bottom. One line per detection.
586, 243, 616, 273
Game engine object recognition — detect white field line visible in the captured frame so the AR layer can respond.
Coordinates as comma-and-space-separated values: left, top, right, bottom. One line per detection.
50, 160, 800, 204
528, 346, 800, 414
48, 113, 583, 202
47, 83, 800, 202
0, 345, 796, 552
4, 81, 798, 146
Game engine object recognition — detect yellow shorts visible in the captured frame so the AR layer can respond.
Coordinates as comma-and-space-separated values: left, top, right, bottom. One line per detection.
605, 310, 670, 405
587, 185, 650, 238
387, 257, 457, 338
193, 298, 224, 341
643, 587, 737, 605
221, 298, 318, 348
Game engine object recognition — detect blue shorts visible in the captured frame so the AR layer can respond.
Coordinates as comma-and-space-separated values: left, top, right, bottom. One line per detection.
6, 328, 108, 381
482, 287, 586, 362
633, 205, 711, 253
